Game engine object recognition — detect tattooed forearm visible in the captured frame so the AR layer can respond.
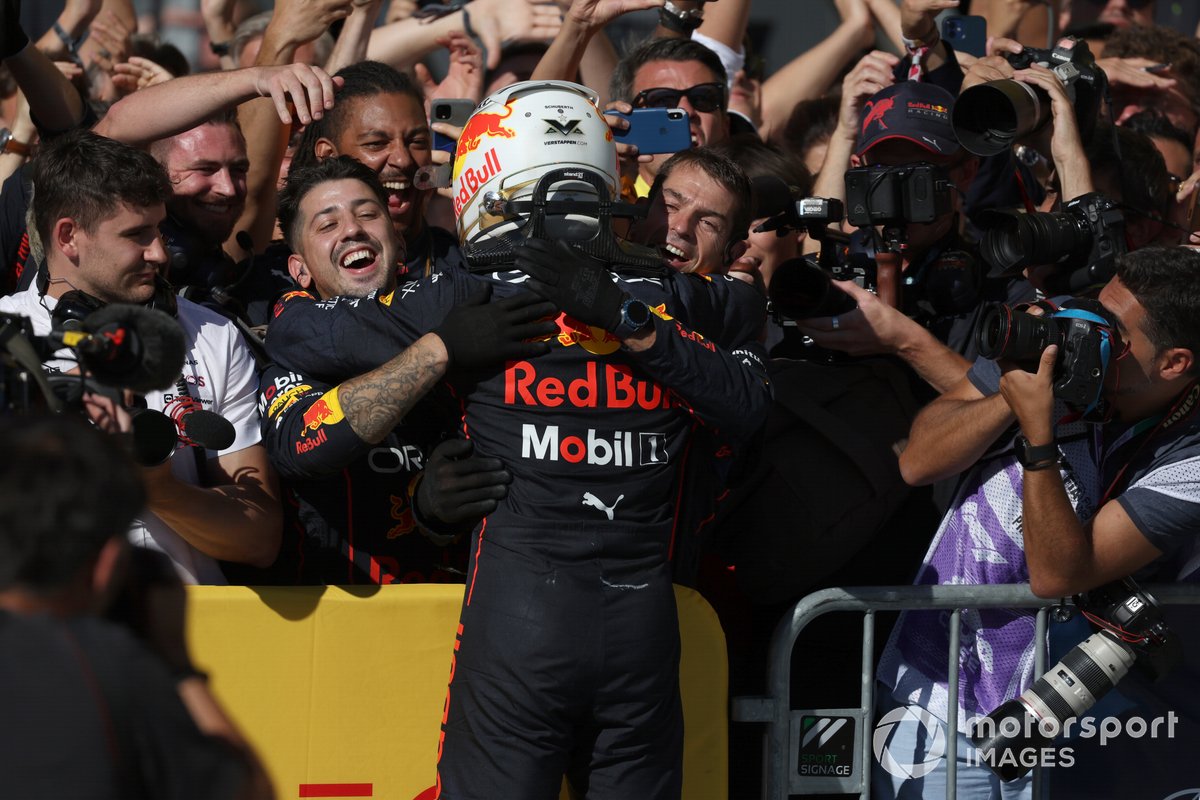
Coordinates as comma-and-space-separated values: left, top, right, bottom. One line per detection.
337, 333, 450, 444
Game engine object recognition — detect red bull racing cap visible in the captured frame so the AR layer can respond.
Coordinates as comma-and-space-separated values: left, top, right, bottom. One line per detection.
855, 81, 959, 159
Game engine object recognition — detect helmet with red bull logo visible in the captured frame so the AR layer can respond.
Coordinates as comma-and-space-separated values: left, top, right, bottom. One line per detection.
452, 80, 620, 261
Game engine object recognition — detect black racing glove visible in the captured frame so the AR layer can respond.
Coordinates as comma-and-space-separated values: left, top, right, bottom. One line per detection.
433, 281, 555, 369
2, 0, 28, 61
515, 239, 626, 332
414, 438, 511, 543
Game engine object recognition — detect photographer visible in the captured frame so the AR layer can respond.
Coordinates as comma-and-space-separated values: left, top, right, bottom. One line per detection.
959, 48, 1173, 288
881, 247, 1200, 798
800, 79, 1031, 394
0, 414, 272, 800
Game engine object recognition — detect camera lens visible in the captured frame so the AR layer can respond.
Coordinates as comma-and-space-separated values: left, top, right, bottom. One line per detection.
976, 304, 1057, 365
436, 107, 450, 119
953, 80, 1047, 156
981, 211, 1090, 275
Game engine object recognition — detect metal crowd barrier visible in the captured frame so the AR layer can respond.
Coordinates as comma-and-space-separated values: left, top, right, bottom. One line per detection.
730, 583, 1200, 800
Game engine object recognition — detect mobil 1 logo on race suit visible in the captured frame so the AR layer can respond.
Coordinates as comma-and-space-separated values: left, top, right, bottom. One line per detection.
506, 356, 674, 469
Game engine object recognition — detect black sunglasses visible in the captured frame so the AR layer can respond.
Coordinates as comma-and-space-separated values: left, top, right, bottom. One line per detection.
632, 82, 726, 113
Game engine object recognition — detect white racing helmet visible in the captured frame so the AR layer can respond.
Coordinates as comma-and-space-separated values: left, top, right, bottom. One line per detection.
451, 80, 623, 265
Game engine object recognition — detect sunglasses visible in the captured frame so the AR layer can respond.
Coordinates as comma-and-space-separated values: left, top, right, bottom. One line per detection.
632, 82, 727, 113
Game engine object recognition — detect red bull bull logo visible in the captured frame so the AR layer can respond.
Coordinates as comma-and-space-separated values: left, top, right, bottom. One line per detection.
554, 313, 620, 355
453, 102, 516, 178
302, 390, 345, 436
386, 494, 415, 539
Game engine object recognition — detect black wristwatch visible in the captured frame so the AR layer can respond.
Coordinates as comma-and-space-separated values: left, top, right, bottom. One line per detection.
1015, 435, 1060, 471
658, 0, 705, 33
613, 297, 652, 340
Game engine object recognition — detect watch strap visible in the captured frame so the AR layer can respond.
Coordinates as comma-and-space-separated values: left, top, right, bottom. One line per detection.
0, 129, 30, 157
659, 0, 704, 33
1016, 435, 1060, 470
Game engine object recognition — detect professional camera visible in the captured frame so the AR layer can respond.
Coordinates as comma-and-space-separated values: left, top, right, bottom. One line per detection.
953, 37, 1106, 157
844, 163, 952, 230
971, 577, 1179, 781
763, 195, 866, 321
979, 193, 1125, 293
976, 298, 1119, 412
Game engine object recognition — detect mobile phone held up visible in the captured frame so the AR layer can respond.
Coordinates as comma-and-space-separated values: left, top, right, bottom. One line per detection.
604, 108, 690, 155
431, 98, 476, 154
942, 14, 987, 58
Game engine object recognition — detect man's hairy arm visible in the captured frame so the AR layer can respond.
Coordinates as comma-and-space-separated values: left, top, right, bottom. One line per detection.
336, 333, 449, 444
1001, 345, 1162, 597
899, 369, 1015, 485
1022, 471, 1162, 598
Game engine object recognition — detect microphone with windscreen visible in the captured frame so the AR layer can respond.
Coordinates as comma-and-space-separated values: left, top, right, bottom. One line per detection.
175, 406, 237, 451
54, 304, 186, 392
131, 407, 237, 464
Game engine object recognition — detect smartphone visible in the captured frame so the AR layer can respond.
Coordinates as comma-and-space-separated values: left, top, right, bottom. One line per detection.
430, 98, 476, 154
942, 14, 987, 58
604, 108, 691, 155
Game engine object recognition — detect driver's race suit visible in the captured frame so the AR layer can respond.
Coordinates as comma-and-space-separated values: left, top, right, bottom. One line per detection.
265, 261, 770, 800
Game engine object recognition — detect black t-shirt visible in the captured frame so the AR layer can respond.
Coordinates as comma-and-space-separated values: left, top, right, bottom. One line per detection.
0, 611, 246, 800
0, 166, 34, 296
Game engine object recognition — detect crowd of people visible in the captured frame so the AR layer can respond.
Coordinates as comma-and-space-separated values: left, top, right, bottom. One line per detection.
3, 0, 1200, 797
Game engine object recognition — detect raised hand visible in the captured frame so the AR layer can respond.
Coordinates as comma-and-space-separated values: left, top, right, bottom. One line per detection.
415, 31, 484, 104
252, 62, 341, 125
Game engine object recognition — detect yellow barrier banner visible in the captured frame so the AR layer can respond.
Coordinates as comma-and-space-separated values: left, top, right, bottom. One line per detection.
187, 584, 727, 800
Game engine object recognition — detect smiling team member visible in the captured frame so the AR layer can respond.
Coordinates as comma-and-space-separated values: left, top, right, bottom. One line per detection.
258, 156, 551, 585
292, 60, 464, 280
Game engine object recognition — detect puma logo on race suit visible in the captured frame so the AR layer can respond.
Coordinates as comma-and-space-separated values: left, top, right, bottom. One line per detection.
582, 492, 624, 521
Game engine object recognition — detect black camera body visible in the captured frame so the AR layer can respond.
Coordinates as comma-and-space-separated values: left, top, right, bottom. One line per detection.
953, 37, 1106, 157
980, 192, 1126, 292
765, 196, 869, 321
1079, 578, 1178, 677
844, 163, 952, 229
976, 298, 1118, 411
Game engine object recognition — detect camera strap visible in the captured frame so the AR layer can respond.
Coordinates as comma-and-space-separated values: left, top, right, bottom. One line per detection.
1094, 379, 1200, 504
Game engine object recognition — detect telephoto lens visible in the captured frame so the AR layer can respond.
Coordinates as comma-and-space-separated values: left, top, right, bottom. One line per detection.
768, 258, 857, 321
953, 79, 1048, 157
970, 633, 1138, 781
980, 211, 1092, 276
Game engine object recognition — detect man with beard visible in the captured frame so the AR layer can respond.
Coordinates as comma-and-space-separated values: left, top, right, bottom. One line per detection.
293, 60, 463, 280
259, 156, 554, 584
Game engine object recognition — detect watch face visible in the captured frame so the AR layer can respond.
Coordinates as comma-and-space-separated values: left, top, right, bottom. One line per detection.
625, 299, 651, 327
